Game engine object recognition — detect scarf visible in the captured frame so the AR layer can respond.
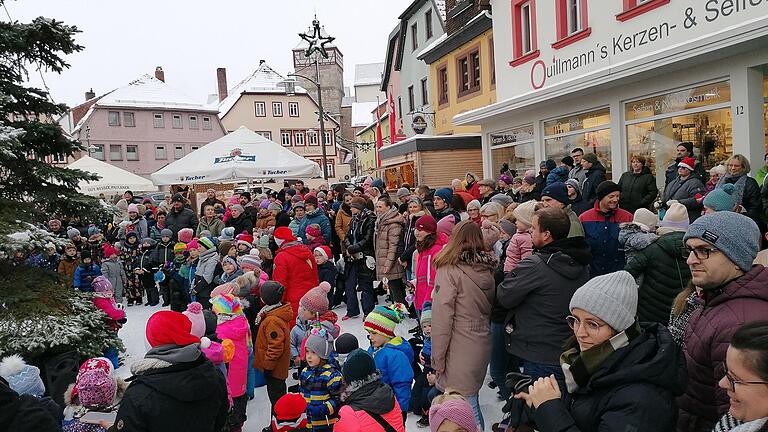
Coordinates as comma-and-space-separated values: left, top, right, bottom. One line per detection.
716, 173, 748, 206
254, 303, 283, 326
195, 248, 218, 283
729, 418, 766, 432
560, 322, 640, 393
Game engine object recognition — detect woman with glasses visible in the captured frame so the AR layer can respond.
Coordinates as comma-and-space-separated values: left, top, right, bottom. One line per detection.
715, 321, 768, 432
514, 270, 686, 432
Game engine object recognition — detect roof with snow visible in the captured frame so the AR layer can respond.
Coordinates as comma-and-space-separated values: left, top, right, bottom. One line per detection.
351, 102, 379, 127
217, 62, 309, 118
354, 63, 384, 87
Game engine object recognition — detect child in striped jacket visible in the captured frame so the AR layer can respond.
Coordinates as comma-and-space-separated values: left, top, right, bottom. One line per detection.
299, 330, 342, 431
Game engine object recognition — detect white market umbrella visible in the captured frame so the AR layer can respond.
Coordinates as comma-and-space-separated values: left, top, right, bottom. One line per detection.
67, 156, 157, 196
150, 126, 322, 185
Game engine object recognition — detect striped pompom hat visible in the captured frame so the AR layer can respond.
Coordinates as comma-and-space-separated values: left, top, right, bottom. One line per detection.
363, 304, 408, 338
211, 294, 243, 316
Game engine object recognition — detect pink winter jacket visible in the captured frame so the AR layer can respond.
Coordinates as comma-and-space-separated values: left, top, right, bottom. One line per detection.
334, 400, 404, 432
504, 231, 533, 272
92, 297, 125, 332
413, 233, 448, 311
215, 315, 251, 398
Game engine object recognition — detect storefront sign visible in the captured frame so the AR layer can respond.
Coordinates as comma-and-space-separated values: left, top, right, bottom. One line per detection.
626, 81, 730, 121
412, 115, 428, 134
490, 125, 534, 146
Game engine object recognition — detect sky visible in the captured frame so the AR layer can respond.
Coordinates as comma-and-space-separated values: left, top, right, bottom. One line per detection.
5, 0, 412, 108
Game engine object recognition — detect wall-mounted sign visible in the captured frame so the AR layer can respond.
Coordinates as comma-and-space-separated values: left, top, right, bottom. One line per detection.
412, 115, 428, 135
490, 125, 534, 146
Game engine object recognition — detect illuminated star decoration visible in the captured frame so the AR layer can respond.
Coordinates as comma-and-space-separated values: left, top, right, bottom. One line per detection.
298, 18, 335, 59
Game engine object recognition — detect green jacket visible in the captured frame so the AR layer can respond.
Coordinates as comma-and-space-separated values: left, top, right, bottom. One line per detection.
618, 167, 659, 214
624, 231, 691, 324
757, 166, 768, 187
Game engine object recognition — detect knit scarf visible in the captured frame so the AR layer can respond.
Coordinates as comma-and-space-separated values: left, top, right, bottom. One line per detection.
254, 303, 283, 326
717, 173, 748, 206
560, 322, 640, 393
729, 418, 766, 432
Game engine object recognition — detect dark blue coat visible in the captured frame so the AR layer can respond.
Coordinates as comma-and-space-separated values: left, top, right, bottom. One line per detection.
579, 202, 633, 277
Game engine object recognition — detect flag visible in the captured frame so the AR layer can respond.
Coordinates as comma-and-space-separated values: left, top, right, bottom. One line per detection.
376, 102, 383, 168
389, 93, 397, 145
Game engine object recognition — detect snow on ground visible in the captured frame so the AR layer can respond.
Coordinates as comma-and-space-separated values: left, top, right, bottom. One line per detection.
117, 297, 503, 431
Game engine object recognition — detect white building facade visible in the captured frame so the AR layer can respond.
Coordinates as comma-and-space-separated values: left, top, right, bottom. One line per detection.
455, 0, 768, 187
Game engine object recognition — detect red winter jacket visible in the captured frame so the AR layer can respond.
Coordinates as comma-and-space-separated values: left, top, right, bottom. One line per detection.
677, 265, 768, 432
272, 241, 319, 326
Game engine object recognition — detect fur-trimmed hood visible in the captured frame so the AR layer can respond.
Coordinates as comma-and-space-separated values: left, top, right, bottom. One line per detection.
458, 249, 498, 271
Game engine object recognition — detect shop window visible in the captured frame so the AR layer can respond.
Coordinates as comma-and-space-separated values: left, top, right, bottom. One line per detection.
617, 0, 670, 22
626, 81, 732, 190
490, 124, 536, 175
108, 111, 120, 126
254, 102, 266, 117
438, 65, 449, 105
123, 112, 135, 127
553, 0, 591, 49
544, 107, 612, 178
510, 0, 539, 67
457, 49, 481, 98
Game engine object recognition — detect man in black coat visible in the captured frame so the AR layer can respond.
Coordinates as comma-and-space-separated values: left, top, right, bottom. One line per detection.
343, 197, 377, 318
664, 142, 706, 187
225, 204, 254, 237
109, 311, 228, 432
165, 194, 198, 240
579, 153, 607, 208
198, 188, 225, 216
238, 191, 258, 224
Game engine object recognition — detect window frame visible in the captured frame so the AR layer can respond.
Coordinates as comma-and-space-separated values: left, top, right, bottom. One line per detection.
174, 145, 184, 159
425, 9, 434, 39
617, 0, 669, 21
408, 85, 415, 113
456, 46, 482, 98
189, 115, 198, 129
256, 131, 272, 140
93, 144, 105, 160
489, 36, 496, 86
202, 116, 212, 130
108, 111, 121, 126
272, 102, 283, 117
309, 130, 319, 146
324, 131, 333, 146
109, 144, 122, 161
123, 112, 135, 127
295, 130, 306, 146
254, 101, 266, 117
421, 77, 429, 107
288, 102, 299, 117
155, 145, 167, 160
52, 153, 67, 163
281, 131, 292, 146
153, 113, 164, 128
398, 96, 403, 119
437, 64, 449, 106
126, 145, 139, 161
411, 23, 418, 51
509, 0, 540, 67
553, 0, 592, 49
172, 113, 183, 129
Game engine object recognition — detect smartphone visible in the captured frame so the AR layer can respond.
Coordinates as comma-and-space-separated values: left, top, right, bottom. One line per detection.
79, 411, 117, 425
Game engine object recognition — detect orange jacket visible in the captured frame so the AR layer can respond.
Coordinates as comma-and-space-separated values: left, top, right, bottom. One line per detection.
252, 303, 293, 380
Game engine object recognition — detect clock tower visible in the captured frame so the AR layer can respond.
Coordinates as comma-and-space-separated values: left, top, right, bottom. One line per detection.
292, 34, 344, 121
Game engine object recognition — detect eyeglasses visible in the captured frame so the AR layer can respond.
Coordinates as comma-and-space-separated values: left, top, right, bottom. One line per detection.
566, 315, 605, 334
684, 246, 719, 260
722, 362, 768, 392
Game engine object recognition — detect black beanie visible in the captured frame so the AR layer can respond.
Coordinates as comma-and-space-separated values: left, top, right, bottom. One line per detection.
334, 333, 359, 355
342, 349, 377, 383
679, 141, 693, 155
260, 281, 285, 306
596, 181, 621, 201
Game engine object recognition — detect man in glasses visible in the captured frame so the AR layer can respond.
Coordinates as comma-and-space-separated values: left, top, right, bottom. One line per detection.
677, 211, 768, 432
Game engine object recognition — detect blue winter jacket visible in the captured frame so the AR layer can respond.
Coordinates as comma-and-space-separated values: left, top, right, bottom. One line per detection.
299, 208, 332, 245
579, 201, 633, 277
368, 336, 414, 413
546, 166, 569, 185
73, 263, 102, 292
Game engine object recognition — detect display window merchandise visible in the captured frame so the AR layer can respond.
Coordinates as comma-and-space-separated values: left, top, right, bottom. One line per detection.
544, 108, 612, 177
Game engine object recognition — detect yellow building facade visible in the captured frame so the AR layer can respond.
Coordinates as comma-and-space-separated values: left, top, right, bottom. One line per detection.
355, 114, 390, 174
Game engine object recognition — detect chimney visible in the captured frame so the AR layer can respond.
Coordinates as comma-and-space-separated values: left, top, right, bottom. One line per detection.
155, 66, 165, 82
216, 68, 228, 102
85, 88, 95, 101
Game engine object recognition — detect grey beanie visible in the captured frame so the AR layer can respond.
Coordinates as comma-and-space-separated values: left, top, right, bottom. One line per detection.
67, 228, 81, 239
305, 331, 335, 360
569, 271, 638, 332
490, 193, 514, 208
683, 212, 760, 272
160, 228, 173, 238
230, 204, 245, 213
267, 202, 282, 212
396, 187, 410, 199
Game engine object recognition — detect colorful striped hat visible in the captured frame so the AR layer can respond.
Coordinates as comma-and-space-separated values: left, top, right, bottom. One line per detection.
211, 294, 243, 316
198, 236, 215, 250
173, 242, 186, 254
363, 304, 408, 338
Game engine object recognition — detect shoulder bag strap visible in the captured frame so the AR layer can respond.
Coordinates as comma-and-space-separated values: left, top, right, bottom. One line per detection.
364, 410, 399, 432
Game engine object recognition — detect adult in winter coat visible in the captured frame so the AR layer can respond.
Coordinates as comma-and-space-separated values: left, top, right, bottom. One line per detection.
374, 197, 406, 304
335, 193, 353, 244
412, 216, 448, 314
272, 226, 319, 325
111, 311, 228, 432
126, 204, 149, 241
716, 154, 763, 225
465, 172, 481, 199
664, 142, 706, 187
539, 183, 586, 238
343, 198, 377, 319
624, 204, 692, 324
579, 181, 633, 277
498, 208, 591, 384
335, 349, 405, 432
225, 205, 254, 238
677, 212, 768, 432
398, 197, 427, 279
0, 377, 61, 432
662, 157, 706, 223
300, 196, 332, 244
198, 189, 225, 216
579, 153, 607, 209
165, 194, 198, 240
518, 271, 686, 432
618, 155, 658, 214
431, 220, 497, 429
196, 204, 224, 238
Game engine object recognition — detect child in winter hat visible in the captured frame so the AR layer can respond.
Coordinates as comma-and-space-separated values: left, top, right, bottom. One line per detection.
91, 276, 126, 368
300, 327, 343, 431
178, 227, 194, 244
333, 333, 359, 368
212, 293, 251, 428
506, 200, 535, 272
429, 392, 480, 432
298, 281, 332, 319
658, 202, 690, 236
0, 355, 45, 397
313, 246, 337, 307
184, 302, 231, 381
272, 393, 308, 432
703, 183, 737, 214
619, 208, 660, 265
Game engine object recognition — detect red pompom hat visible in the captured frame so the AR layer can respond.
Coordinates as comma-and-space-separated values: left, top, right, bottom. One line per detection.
146, 311, 203, 348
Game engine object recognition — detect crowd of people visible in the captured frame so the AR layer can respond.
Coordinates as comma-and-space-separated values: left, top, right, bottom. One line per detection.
4, 147, 768, 432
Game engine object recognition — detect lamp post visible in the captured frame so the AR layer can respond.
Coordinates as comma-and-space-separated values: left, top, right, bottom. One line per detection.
85, 125, 92, 157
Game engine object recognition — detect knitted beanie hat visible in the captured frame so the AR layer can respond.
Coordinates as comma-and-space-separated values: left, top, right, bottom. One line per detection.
211, 283, 237, 299
350, 197, 367, 210
523, 175, 536, 185
0, 355, 45, 397
260, 199, 271, 209
268, 202, 283, 212
222, 256, 238, 269
272, 393, 308, 432
127, 203, 139, 213
198, 237, 215, 250
304, 195, 319, 207
145, 311, 203, 348
658, 202, 689, 235
342, 349, 377, 383
257, 234, 271, 249
67, 228, 81, 239
434, 187, 453, 204
211, 294, 244, 316
499, 175, 513, 185
334, 333, 360, 355
582, 153, 598, 164
218, 227, 235, 241
596, 181, 621, 201
173, 242, 186, 254
218, 240, 234, 257
91, 276, 113, 294
415, 214, 437, 234
512, 199, 537, 226
541, 182, 570, 204
429, 398, 480, 432
182, 302, 206, 338
305, 329, 335, 360
570, 271, 638, 332
230, 204, 245, 213
178, 228, 194, 244
240, 254, 262, 272
260, 281, 286, 306
185, 238, 199, 251
684, 211, 760, 272
396, 187, 411, 199
490, 193, 514, 208
364, 304, 407, 338
314, 245, 332, 261
300, 281, 332, 314
420, 301, 433, 325
77, 369, 117, 408
305, 224, 322, 239
498, 219, 516, 237
632, 208, 658, 231
703, 183, 736, 212
467, 199, 481, 211
160, 228, 173, 239
292, 200, 306, 210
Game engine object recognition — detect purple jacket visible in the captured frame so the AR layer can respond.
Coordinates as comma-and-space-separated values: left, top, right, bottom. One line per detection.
677, 265, 768, 432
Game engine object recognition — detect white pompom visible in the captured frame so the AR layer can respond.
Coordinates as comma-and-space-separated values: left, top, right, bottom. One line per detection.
0, 354, 27, 378
199, 337, 211, 349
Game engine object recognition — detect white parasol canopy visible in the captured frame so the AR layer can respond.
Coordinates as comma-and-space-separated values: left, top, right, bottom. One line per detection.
67, 156, 157, 196
150, 126, 322, 185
